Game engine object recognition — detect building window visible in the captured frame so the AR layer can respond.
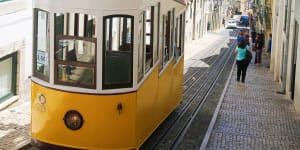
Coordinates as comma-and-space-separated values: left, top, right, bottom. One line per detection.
33, 9, 50, 81
54, 13, 96, 89
0, 53, 17, 103
103, 15, 133, 89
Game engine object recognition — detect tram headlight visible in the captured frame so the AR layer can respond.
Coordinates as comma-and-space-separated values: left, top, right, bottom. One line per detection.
63, 110, 84, 130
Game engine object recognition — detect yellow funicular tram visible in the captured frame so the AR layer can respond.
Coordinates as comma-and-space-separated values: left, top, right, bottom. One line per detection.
31, 0, 186, 149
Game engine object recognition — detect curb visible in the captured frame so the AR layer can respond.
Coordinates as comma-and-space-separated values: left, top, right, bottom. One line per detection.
199, 55, 236, 150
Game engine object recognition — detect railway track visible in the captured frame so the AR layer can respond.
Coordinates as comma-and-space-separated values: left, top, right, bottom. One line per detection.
140, 30, 239, 150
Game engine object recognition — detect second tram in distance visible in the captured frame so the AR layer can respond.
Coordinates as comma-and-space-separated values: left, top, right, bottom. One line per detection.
31, 0, 186, 149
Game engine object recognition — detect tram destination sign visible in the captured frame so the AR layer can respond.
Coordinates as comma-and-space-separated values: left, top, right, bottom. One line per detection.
37, 50, 48, 65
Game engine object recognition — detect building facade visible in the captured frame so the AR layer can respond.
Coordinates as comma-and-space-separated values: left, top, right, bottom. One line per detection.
0, 0, 32, 109
185, 0, 223, 43
271, 0, 300, 112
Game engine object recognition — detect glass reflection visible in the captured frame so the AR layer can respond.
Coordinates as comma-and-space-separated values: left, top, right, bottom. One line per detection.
56, 39, 95, 63
57, 64, 94, 85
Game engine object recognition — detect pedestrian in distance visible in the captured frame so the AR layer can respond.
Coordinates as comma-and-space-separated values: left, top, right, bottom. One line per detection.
267, 33, 272, 54
235, 39, 250, 83
244, 32, 250, 46
260, 29, 265, 47
266, 33, 272, 68
254, 34, 264, 64
251, 30, 256, 43
237, 31, 245, 44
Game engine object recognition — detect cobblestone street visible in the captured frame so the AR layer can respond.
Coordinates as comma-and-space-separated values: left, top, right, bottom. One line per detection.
202, 56, 300, 149
0, 103, 30, 150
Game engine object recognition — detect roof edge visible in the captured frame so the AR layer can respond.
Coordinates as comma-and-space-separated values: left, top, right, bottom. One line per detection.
173, 0, 187, 6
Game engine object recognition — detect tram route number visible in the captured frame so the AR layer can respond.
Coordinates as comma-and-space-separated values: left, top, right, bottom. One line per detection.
37, 50, 48, 65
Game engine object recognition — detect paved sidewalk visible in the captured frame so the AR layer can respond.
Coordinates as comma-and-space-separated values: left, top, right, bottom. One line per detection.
184, 30, 229, 73
0, 102, 30, 150
0, 0, 27, 16
0, 1, 31, 149
201, 55, 300, 149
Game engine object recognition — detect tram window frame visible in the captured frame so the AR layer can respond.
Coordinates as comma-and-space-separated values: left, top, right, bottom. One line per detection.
33, 8, 50, 82
144, 7, 154, 73
103, 15, 134, 89
54, 13, 97, 89
137, 12, 145, 82
155, 2, 160, 64
159, 15, 165, 71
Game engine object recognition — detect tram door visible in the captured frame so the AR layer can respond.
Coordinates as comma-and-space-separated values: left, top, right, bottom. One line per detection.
290, 21, 299, 100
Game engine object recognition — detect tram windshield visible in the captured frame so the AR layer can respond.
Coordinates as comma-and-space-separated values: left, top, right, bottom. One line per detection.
54, 12, 97, 89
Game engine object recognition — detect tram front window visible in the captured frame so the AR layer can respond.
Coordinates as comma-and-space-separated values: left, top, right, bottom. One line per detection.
103, 15, 133, 89
56, 39, 96, 63
54, 13, 96, 89
57, 65, 94, 86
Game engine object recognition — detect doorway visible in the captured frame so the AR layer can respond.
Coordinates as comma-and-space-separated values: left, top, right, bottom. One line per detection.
281, 42, 288, 94
290, 21, 299, 100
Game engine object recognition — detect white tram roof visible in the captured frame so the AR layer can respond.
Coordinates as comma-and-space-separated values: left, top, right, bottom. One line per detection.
34, 0, 186, 11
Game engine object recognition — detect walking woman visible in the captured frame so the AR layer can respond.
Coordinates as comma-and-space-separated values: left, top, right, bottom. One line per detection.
235, 39, 250, 83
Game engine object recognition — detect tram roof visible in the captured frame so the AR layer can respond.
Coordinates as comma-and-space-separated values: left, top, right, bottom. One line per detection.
33, 0, 186, 11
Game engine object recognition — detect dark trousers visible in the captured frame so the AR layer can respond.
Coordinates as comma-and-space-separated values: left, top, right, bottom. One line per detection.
236, 60, 248, 82
255, 49, 262, 63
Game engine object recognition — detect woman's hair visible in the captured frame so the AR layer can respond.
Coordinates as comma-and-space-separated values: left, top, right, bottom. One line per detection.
238, 39, 247, 49
244, 33, 250, 38
238, 31, 244, 36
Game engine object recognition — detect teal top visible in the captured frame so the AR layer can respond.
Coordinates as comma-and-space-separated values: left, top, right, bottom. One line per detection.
235, 45, 249, 61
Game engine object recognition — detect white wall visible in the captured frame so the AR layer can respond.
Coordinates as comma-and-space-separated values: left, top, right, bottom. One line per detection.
293, 0, 300, 112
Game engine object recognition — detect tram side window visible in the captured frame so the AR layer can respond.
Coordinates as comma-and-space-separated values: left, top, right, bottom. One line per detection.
155, 2, 160, 64
145, 7, 154, 73
103, 15, 133, 89
174, 14, 183, 61
33, 9, 50, 82
54, 13, 97, 89
182, 13, 185, 55
170, 9, 175, 60
162, 12, 171, 67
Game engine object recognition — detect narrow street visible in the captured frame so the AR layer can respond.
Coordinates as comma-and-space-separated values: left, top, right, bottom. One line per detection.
1, 0, 300, 149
